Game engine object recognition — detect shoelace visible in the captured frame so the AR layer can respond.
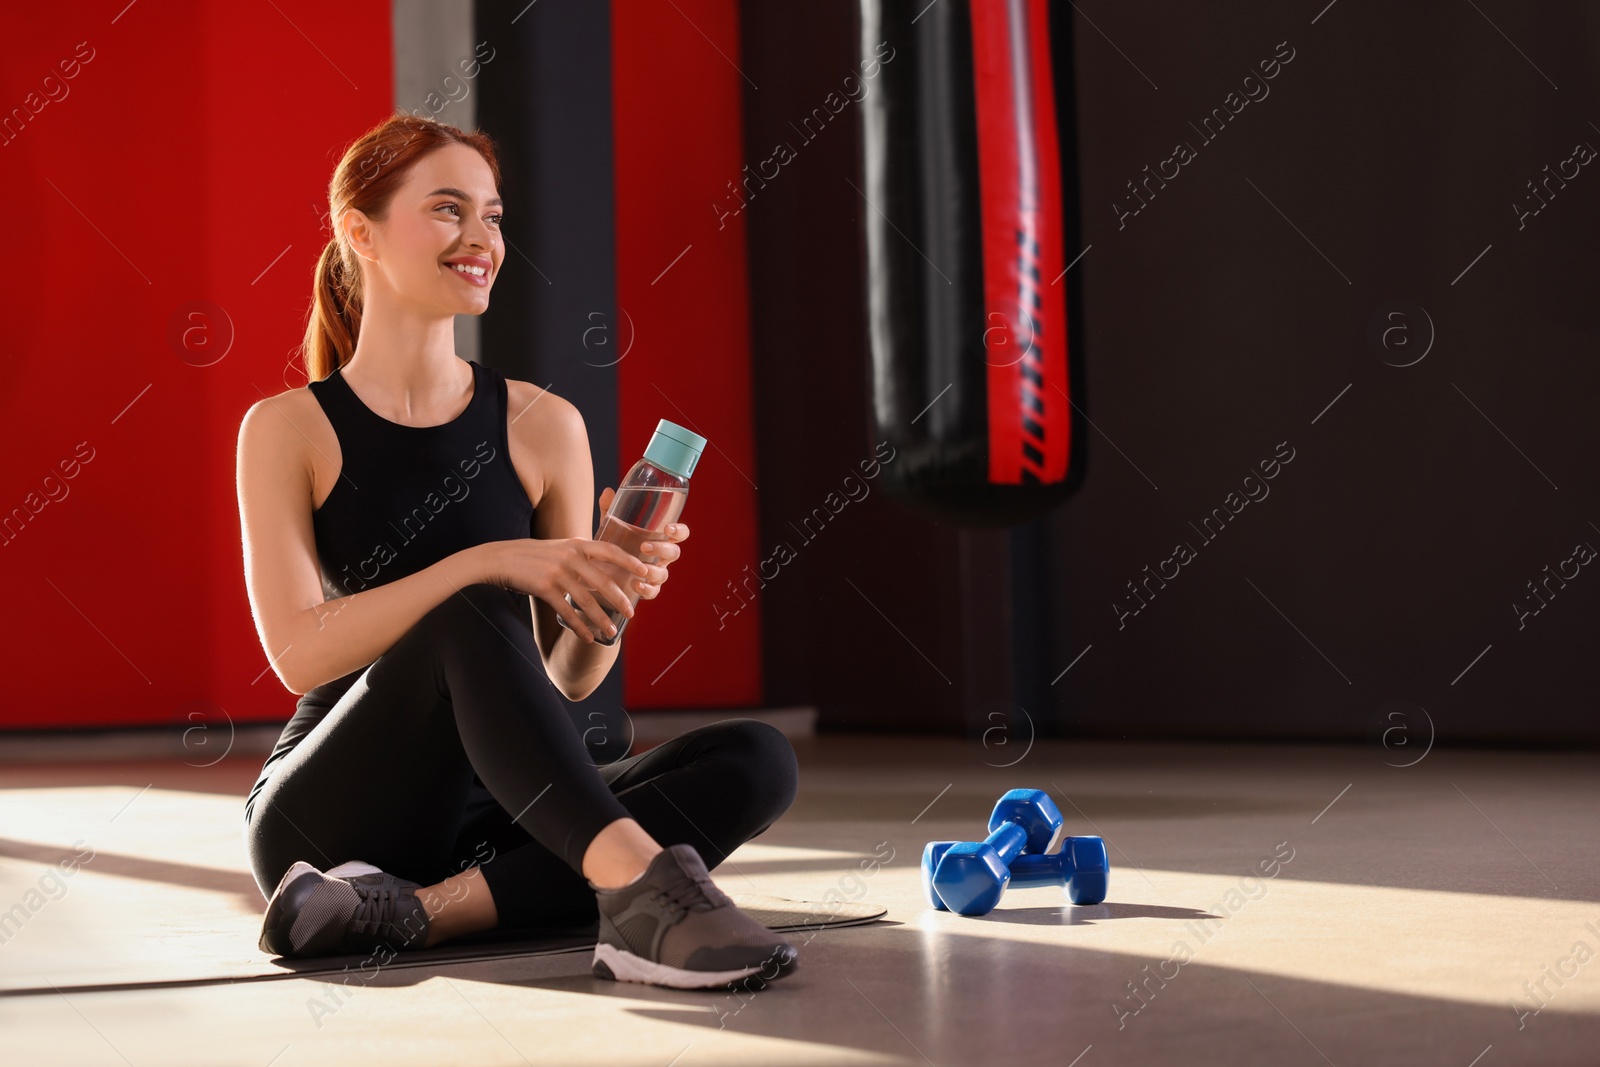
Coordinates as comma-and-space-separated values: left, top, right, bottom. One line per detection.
651, 872, 726, 920
349, 884, 408, 930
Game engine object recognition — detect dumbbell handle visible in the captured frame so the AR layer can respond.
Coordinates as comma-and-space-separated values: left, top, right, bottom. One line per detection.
1009, 850, 1074, 890
982, 819, 1028, 869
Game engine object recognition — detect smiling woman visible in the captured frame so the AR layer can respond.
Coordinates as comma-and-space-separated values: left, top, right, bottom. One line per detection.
235, 112, 801, 993
296, 126, 506, 383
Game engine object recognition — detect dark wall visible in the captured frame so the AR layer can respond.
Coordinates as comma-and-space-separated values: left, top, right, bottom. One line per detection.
741, 0, 1600, 744
475, 0, 629, 760
740, 0, 1058, 740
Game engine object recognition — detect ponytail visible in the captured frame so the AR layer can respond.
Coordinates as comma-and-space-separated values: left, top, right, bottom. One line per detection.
300, 239, 362, 383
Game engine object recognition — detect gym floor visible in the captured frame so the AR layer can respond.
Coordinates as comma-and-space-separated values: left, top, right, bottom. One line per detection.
1, 733, 1595, 1066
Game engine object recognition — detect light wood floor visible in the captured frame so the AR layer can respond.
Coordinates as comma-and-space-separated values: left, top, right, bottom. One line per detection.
1, 733, 1595, 1066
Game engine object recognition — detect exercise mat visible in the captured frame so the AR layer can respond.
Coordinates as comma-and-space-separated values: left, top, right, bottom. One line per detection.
1, 891, 887, 998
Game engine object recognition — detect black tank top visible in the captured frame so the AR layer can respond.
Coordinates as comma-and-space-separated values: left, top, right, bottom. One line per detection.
245, 358, 536, 818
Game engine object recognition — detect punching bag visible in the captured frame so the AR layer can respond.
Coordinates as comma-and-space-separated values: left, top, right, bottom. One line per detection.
858, 0, 1086, 528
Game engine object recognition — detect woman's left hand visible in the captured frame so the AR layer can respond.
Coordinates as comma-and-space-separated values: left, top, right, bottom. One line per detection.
598, 486, 688, 602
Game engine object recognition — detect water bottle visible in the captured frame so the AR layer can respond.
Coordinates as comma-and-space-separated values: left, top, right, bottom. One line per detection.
559, 419, 707, 645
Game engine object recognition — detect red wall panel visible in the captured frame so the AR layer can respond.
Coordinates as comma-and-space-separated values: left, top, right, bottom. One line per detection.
0, 1, 392, 728
611, 0, 763, 708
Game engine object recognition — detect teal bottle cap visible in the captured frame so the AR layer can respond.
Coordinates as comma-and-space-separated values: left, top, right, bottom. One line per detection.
644, 419, 707, 480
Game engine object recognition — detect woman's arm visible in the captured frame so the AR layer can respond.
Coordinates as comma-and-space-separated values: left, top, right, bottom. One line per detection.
235, 396, 495, 696
523, 398, 625, 702
497, 388, 686, 701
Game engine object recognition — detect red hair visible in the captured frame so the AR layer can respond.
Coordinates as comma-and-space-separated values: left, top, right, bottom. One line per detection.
298, 112, 503, 382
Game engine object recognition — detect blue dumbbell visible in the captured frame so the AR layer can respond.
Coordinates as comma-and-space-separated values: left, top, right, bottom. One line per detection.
922, 788, 1064, 915
919, 788, 1064, 910
1009, 834, 1110, 905
923, 833, 1110, 914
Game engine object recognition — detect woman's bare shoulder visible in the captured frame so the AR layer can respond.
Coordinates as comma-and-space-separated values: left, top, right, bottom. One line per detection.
504, 376, 580, 430
237, 382, 338, 503
242, 380, 324, 430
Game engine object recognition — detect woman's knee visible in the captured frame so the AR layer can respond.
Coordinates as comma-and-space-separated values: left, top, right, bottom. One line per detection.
387, 583, 520, 671
703, 718, 799, 821
414, 582, 517, 634
324, 584, 517, 715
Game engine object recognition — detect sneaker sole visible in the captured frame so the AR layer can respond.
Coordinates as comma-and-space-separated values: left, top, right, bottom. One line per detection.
592, 942, 798, 990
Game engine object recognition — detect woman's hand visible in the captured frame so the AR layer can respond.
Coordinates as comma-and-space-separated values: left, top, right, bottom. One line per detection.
484, 532, 664, 644
599, 486, 689, 605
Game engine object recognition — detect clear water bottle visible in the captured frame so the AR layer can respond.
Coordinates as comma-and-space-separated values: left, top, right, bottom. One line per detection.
559, 419, 707, 645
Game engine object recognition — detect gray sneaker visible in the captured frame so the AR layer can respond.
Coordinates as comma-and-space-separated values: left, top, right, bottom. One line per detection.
259, 859, 430, 957
591, 843, 799, 990
323, 860, 422, 894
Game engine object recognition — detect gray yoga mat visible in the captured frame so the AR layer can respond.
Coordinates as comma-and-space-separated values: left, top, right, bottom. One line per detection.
3, 892, 887, 997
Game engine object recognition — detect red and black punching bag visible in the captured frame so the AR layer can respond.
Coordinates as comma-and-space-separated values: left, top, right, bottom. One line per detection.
858, 0, 1086, 527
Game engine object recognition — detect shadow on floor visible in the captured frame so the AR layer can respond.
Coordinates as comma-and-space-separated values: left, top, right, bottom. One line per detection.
980, 902, 1223, 925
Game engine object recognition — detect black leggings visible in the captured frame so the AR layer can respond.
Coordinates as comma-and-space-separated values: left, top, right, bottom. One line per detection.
243, 582, 799, 928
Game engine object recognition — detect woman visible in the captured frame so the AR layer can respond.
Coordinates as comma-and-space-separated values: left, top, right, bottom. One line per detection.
236, 113, 799, 991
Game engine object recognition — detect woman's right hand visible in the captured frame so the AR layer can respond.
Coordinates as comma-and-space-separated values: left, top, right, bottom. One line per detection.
483, 538, 665, 642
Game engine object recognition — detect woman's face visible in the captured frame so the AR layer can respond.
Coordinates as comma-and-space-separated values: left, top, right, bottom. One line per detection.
344, 142, 504, 316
